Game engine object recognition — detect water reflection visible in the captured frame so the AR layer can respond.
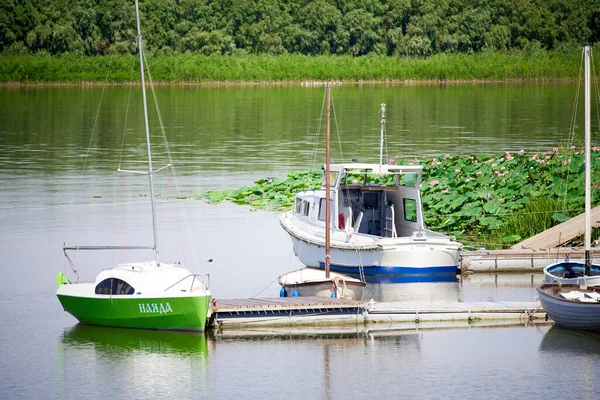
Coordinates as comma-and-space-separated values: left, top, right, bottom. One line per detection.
364, 277, 461, 303
539, 326, 600, 355
358, 273, 544, 303
460, 272, 543, 302
0, 84, 587, 180
538, 325, 600, 396
58, 325, 210, 399
364, 275, 458, 284
211, 325, 366, 341
61, 324, 209, 358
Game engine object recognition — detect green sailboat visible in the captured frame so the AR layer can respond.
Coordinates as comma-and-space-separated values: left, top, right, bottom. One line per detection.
56, 0, 211, 331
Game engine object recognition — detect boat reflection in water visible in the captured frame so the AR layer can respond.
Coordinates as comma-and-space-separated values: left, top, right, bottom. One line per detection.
58, 325, 210, 398
362, 274, 461, 303
460, 272, 543, 302
61, 324, 209, 358
539, 325, 600, 354
360, 272, 544, 303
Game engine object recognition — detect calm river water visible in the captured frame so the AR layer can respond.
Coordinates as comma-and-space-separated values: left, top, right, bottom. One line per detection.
1, 84, 599, 399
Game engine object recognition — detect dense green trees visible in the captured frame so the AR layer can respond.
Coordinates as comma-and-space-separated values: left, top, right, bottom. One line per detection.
1, 0, 599, 57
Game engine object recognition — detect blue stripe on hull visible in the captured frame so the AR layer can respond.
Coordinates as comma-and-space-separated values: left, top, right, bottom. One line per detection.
319, 263, 458, 277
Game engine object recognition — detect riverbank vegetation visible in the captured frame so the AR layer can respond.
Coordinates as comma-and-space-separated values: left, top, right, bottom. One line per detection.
1, 51, 594, 83
1, 0, 599, 83
201, 148, 600, 249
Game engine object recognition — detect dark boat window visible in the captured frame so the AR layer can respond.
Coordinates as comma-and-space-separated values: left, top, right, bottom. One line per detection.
363, 192, 379, 209
95, 278, 135, 295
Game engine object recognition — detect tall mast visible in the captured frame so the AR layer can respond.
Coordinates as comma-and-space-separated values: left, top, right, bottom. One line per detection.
584, 44, 591, 275
325, 83, 331, 279
135, 0, 160, 265
379, 103, 386, 167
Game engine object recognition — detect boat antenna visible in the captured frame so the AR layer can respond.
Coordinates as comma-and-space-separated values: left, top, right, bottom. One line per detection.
584, 44, 592, 275
325, 81, 331, 279
379, 103, 386, 168
135, 0, 160, 265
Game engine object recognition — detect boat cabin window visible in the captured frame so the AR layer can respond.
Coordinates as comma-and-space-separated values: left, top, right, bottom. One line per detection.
95, 278, 135, 295
341, 170, 420, 188
322, 170, 339, 188
301, 200, 310, 216
294, 197, 310, 217
403, 198, 417, 222
399, 172, 418, 187
294, 197, 302, 214
318, 198, 332, 221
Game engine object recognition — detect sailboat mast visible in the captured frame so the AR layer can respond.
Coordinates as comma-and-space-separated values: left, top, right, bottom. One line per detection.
379, 103, 386, 167
135, 0, 160, 265
584, 44, 591, 275
325, 83, 331, 279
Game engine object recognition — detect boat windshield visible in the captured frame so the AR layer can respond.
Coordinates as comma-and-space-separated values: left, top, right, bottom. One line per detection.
341, 170, 419, 187
321, 170, 339, 188
95, 278, 135, 295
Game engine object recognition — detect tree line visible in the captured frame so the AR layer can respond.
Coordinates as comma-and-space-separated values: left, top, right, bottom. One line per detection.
1, 0, 599, 58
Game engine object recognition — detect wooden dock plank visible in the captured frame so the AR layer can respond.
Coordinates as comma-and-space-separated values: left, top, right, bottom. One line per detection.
213, 297, 363, 312
511, 205, 600, 250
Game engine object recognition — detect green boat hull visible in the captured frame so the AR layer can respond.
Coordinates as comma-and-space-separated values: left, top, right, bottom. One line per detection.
57, 294, 211, 331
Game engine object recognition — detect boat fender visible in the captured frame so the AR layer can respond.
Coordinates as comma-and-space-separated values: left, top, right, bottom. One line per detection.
55, 272, 71, 288
279, 287, 287, 297
292, 289, 299, 297
338, 213, 345, 229
330, 291, 337, 298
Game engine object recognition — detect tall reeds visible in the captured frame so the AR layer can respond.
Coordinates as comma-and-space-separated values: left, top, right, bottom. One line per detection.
0, 51, 591, 84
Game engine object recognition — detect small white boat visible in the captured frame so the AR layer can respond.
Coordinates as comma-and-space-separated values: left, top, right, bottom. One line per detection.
278, 267, 365, 300
536, 283, 600, 331
543, 261, 600, 286
280, 103, 461, 279
278, 84, 365, 300
56, 0, 211, 331
542, 45, 600, 288
56, 262, 211, 331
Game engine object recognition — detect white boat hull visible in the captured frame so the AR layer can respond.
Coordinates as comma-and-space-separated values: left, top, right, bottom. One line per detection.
282, 213, 460, 277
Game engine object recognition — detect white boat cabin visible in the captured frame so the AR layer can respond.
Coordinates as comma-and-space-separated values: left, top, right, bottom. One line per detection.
292, 163, 425, 238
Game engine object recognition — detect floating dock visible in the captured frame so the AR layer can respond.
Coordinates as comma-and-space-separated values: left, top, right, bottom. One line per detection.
365, 300, 544, 324
208, 297, 364, 328
208, 297, 544, 328
461, 248, 600, 273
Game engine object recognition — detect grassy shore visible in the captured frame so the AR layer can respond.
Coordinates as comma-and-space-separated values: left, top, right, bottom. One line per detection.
0, 51, 593, 84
